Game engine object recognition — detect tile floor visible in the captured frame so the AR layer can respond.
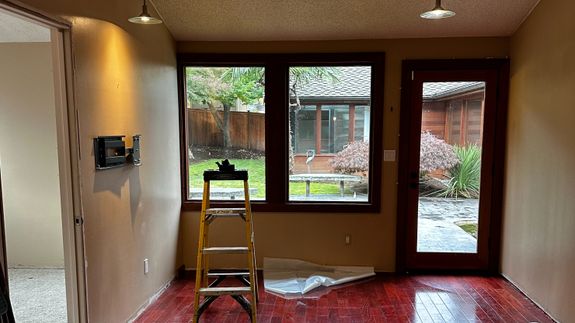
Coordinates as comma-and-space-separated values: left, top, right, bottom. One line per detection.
135, 273, 555, 323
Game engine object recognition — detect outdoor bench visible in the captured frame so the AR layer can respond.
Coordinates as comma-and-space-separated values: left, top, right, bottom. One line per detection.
289, 173, 363, 197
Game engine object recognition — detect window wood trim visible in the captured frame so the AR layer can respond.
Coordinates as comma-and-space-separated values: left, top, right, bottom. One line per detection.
177, 53, 385, 213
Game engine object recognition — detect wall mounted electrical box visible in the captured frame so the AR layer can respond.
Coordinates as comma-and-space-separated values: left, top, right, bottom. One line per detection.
94, 135, 142, 170
94, 136, 126, 170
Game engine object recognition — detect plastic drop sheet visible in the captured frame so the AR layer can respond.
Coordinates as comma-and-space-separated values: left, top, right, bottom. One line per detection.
263, 257, 375, 297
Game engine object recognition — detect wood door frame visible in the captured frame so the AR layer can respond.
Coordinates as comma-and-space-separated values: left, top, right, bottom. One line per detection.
0, 2, 87, 322
0, 170, 14, 323
396, 59, 509, 274
0, 171, 6, 285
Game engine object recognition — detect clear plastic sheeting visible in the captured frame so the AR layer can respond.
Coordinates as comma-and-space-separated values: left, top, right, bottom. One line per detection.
263, 257, 375, 297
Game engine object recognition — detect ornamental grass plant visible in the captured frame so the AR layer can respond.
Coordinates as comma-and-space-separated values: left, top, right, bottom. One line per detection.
442, 145, 482, 198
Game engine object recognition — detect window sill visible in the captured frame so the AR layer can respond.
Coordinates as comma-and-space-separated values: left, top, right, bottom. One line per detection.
181, 200, 380, 213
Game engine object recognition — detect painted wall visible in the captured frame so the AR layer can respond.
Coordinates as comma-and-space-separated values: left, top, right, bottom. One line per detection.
15, 1, 182, 322
178, 38, 509, 271
0, 42, 64, 268
502, 0, 575, 321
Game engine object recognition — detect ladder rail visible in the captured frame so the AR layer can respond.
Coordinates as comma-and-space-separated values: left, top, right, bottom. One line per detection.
244, 180, 259, 307
193, 172, 257, 323
193, 180, 210, 321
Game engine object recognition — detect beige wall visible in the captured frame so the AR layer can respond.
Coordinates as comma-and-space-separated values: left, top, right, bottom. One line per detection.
15, 1, 182, 322
0, 42, 64, 268
503, 0, 575, 322
178, 38, 509, 271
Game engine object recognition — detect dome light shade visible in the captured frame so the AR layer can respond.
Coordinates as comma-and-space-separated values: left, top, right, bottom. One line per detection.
129, 0, 162, 24
420, 0, 456, 20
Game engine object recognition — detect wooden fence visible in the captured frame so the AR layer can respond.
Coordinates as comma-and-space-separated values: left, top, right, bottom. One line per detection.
188, 109, 265, 151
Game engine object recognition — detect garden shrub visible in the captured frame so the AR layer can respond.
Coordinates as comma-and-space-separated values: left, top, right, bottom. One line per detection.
442, 144, 482, 198
330, 141, 369, 174
419, 132, 459, 174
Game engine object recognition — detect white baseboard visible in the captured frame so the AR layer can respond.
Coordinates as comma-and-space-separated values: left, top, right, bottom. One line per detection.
126, 275, 176, 323
501, 273, 559, 323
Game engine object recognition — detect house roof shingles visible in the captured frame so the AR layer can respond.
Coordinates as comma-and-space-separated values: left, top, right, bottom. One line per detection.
294, 66, 371, 100
423, 81, 485, 100
293, 66, 484, 102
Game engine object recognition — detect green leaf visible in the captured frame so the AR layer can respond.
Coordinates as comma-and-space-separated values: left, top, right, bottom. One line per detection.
441, 145, 482, 199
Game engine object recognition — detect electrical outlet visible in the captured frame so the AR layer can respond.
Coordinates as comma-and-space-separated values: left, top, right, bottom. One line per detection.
345, 234, 351, 245
144, 258, 149, 275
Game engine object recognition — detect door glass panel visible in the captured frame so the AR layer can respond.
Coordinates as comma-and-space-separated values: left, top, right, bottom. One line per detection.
417, 81, 485, 253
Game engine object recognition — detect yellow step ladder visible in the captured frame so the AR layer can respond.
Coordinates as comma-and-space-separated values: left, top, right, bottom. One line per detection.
192, 169, 258, 322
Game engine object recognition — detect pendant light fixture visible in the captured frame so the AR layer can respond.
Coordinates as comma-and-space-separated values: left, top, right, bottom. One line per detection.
420, 0, 456, 20
129, 0, 162, 24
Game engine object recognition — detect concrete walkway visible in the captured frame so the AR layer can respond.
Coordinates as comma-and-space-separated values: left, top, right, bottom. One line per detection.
417, 197, 479, 253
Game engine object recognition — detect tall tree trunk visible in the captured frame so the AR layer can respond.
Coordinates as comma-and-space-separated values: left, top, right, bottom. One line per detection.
222, 105, 231, 148
288, 108, 296, 174
288, 86, 301, 174
207, 104, 232, 148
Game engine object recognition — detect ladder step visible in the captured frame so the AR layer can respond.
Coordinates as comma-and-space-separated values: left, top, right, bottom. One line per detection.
198, 286, 252, 296
207, 271, 250, 277
206, 208, 246, 216
202, 247, 249, 254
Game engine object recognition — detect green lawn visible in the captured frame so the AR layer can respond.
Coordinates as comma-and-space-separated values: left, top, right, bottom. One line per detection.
189, 158, 342, 198
456, 222, 478, 238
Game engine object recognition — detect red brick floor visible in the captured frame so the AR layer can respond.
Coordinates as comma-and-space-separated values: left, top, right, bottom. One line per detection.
135, 273, 555, 323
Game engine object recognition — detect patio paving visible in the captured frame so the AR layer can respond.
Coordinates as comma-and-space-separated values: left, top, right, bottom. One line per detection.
417, 197, 479, 253
288, 195, 478, 253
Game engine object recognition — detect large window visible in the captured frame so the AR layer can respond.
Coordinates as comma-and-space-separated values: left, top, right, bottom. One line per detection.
179, 54, 384, 212
185, 66, 266, 201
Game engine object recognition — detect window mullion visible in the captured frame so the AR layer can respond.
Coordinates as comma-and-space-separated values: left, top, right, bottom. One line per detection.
264, 63, 288, 205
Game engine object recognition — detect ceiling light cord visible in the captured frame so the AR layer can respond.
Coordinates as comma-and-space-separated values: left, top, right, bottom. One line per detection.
435, 0, 441, 9
129, 0, 163, 25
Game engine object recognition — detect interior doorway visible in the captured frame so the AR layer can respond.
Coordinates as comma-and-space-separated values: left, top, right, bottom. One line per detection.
397, 60, 509, 272
0, 3, 85, 322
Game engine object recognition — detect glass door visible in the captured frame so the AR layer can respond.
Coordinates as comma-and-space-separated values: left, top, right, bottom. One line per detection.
417, 81, 485, 254
399, 62, 508, 271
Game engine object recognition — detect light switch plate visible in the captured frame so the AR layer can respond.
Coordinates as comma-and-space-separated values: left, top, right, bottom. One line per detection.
383, 150, 396, 161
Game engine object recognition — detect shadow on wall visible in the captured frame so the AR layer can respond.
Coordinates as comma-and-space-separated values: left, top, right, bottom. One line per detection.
93, 165, 141, 223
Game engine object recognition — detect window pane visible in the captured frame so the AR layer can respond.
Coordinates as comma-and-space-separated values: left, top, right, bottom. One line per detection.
294, 106, 316, 154
320, 109, 330, 153
185, 67, 265, 201
332, 105, 349, 153
288, 66, 371, 202
354, 106, 370, 142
